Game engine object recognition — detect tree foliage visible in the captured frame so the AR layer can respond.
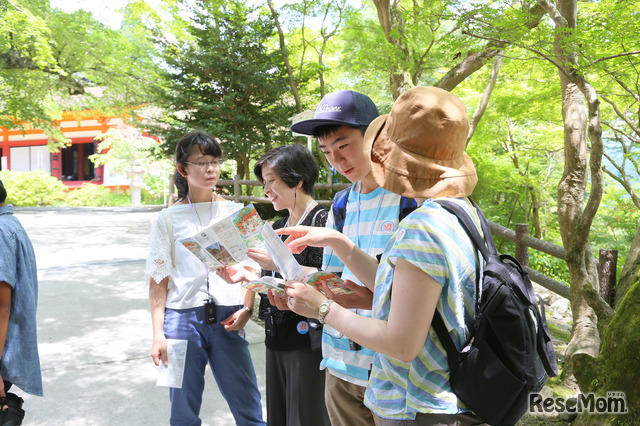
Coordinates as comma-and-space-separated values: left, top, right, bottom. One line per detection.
0, 0, 160, 148
90, 128, 173, 198
139, 0, 294, 182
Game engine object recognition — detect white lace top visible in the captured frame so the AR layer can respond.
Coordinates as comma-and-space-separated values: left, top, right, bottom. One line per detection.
146, 201, 245, 309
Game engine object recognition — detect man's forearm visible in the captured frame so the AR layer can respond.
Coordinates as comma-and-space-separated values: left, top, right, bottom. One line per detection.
0, 282, 12, 361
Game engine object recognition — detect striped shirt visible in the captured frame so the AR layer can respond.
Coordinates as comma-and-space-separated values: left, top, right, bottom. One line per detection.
322, 185, 407, 386
364, 198, 480, 420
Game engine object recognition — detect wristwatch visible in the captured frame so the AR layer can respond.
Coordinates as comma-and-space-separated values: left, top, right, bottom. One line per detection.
318, 300, 335, 325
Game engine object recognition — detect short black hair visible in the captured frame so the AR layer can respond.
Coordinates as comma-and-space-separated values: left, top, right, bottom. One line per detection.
173, 130, 224, 200
254, 144, 319, 195
312, 124, 368, 140
0, 179, 6, 204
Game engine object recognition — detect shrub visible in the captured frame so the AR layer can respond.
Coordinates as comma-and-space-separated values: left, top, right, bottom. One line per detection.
0, 170, 67, 206
141, 188, 166, 205
65, 184, 130, 207
530, 250, 571, 285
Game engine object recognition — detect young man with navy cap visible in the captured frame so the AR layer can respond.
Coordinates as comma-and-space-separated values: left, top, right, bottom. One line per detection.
288, 91, 416, 426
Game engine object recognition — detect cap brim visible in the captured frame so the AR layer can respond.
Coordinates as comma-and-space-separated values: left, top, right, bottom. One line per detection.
290, 119, 361, 136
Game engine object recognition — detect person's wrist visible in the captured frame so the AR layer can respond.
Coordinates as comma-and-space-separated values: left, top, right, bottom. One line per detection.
329, 231, 352, 251
241, 306, 252, 315
318, 299, 334, 324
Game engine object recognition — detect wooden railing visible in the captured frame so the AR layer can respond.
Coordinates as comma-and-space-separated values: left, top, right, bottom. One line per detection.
217, 175, 620, 301
487, 221, 570, 299
216, 175, 349, 205
489, 221, 618, 303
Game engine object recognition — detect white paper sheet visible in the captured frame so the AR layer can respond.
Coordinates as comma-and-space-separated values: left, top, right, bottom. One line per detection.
261, 222, 307, 282
156, 339, 188, 388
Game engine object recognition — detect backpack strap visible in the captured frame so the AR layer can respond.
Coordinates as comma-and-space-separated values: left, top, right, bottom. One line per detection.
399, 196, 418, 221
536, 294, 559, 376
434, 199, 492, 262
331, 187, 352, 233
431, 199, 488, 369
431, 309, 462, 371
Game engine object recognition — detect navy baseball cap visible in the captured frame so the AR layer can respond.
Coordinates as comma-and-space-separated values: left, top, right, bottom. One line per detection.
290, 90, 379, 136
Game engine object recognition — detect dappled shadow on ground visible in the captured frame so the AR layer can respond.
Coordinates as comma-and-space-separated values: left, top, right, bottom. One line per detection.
18, 209, 155, 270
23, 262, 168, 425
24, 262, 266, 425
37, 263, 148, 366
13, 208, 266, 425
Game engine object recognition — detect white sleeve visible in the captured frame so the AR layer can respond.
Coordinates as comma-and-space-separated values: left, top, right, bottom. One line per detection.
146, 212, 172, 285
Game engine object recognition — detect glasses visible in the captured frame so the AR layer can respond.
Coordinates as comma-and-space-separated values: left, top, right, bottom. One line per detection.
184, 160, 224, 169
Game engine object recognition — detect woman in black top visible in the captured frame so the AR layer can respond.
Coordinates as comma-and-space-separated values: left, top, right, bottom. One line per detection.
249, 145, 330, 426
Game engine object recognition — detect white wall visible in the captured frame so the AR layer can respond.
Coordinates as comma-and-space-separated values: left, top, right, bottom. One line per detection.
9, 146, 51, 173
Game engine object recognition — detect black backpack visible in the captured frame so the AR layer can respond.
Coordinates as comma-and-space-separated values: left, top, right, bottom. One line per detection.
432, 199, 559, 426
331, 187, 416, 233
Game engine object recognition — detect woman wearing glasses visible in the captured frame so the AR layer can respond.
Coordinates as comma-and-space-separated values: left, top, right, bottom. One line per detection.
146, 131, 265, 426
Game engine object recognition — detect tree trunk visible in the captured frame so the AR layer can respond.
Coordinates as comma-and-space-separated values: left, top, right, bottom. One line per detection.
547, 0, 605, 380
539, 0, 605, 380
235, 155, 250, 195
528, 185, 542, 239
266, 0, 302, 113
371, 0, 414, 99
467, 52, 503, 144
557, 83, 600, 375
616, 221, 640, 308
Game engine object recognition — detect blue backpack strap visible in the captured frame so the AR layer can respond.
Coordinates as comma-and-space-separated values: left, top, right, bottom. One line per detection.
399, 196, 418, 220
331, 187, 351, 233
333, 190, 416, 233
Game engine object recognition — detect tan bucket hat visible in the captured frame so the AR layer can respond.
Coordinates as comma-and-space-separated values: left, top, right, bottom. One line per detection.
364, 86, 477, 199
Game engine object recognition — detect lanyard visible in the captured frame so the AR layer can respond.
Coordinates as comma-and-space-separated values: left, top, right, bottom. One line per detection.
355, 182, 384, 255
187, 194, 215, 299
285, 200, 316, 228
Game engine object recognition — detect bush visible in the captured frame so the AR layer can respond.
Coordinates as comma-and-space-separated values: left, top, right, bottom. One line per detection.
0, 170, 67, 206
141, 188, 166, 205
66, 184, 130, 207
529, 250, 571, 285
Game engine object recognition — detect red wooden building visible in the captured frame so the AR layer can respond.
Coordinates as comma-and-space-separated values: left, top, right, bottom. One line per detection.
0, 111, 130, 187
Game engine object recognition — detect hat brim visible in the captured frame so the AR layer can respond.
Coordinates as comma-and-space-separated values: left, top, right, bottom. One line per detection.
364, 115, 478, 199
290, 119, 360, 136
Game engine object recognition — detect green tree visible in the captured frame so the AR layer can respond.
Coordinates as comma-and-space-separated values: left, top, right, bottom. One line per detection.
0, 0, 159, 148
90, 127, 173, 203
581, 0, 640, 306
143, 0, 294, 185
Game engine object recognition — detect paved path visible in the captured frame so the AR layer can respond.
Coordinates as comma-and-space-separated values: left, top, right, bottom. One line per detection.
14, 207, 267, 425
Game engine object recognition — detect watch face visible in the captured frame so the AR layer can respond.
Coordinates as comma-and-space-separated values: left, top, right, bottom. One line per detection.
318, 301, 331, 324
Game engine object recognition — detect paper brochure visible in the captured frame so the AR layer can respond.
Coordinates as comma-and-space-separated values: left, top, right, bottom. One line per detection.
156, 339, 188, 388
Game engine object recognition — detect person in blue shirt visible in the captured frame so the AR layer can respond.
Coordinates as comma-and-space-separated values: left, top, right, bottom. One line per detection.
0, 179, 43, 423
